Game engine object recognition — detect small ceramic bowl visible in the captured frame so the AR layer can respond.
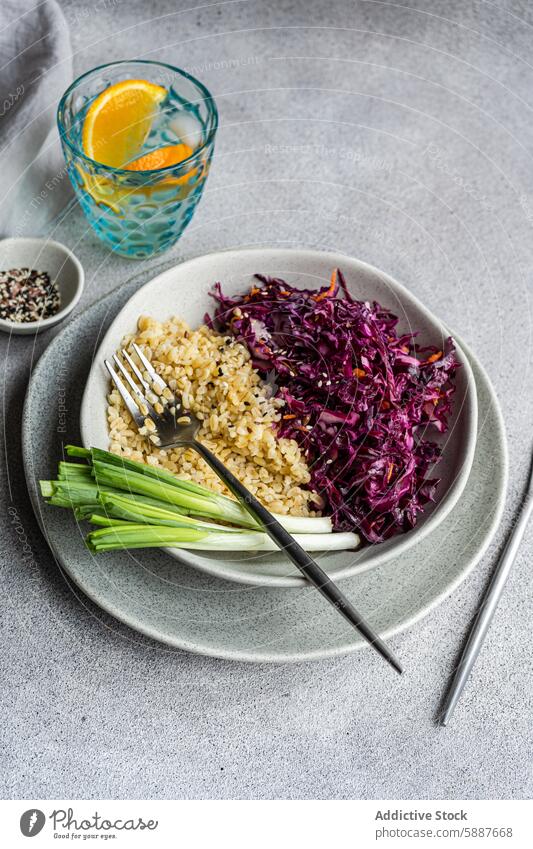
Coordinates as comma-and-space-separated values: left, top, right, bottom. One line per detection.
0, 237, 84, 335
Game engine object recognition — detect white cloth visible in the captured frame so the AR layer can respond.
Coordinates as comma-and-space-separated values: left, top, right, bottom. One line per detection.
0, 0, 73, 237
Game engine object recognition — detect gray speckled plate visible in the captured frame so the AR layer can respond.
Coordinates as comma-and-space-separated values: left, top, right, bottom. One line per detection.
79, 248, 477, 587
22, 259, 507, 663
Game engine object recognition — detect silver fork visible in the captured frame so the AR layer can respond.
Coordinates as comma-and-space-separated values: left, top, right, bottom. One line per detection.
105, 343, 403, 674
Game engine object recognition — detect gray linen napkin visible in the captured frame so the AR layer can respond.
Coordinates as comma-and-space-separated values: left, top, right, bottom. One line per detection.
0, 0, 73, 237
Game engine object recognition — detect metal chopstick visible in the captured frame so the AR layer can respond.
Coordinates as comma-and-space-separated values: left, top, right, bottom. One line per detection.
439, 459, 533, 725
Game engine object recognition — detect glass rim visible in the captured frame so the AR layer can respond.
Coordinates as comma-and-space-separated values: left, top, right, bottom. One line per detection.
57, 59, 218, 176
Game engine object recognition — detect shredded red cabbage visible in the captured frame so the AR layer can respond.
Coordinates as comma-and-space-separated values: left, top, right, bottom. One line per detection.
206, 270, 459, 543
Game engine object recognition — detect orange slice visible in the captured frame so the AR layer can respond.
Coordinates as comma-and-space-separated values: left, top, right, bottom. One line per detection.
125, 143, 193, 171
82, 79, 167, 168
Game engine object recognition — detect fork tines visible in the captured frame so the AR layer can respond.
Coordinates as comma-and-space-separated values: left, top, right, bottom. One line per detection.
104, 345, 180, 442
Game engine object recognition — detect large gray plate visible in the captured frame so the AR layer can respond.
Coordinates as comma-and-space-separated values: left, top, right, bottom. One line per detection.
22, 261, 507, 663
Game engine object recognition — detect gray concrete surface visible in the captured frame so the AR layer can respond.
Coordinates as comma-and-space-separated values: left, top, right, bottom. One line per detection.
1, 0, 532, 799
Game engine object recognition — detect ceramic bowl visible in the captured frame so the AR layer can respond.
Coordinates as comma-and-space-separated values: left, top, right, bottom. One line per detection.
80, 248, 478, 587
0, 237, 84, 335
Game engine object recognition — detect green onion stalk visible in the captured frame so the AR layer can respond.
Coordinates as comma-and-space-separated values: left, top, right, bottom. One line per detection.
38, 446, 361, 555
86, 525, 358, 554
68, 445, 333, 534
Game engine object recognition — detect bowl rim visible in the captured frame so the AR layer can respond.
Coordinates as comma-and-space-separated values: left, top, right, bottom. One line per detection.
79, 247, 479, 587
0, 236, 84, 331
56, 59, 219, 176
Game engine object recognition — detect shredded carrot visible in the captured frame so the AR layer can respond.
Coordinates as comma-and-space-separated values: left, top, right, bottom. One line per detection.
425, 351, 442, 364
243, 286, 261, 302
380, 400, 390, 410
352, 367, 366, 378
313, 269, 337, 302
282, 414, 297, 420
386, 462, 394, 483
279, 289, 291, 297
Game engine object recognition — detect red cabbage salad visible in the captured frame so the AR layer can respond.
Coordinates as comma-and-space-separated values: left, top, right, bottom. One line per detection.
206, 270, 459, 544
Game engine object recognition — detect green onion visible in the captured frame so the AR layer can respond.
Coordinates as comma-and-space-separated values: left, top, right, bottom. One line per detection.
40, 481, 55, 498
91, 460, 244, 524
40, 479, 102, 507
86, 524, 358, 553
40, 446, 358, 555
86, 524, 208, 553
184, 531, 358, 552
65, 446, 91, 459
67, 445, 333, 534
88, 514, 133, 528
68, 445, 212, 497
97, 492, 240, 533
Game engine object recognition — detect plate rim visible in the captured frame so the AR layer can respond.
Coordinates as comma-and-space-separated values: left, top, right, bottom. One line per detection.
22, 260, 508, 663
79, 247, 478, 587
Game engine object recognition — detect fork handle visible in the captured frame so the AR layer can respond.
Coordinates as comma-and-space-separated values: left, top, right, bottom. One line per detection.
190, 440, 402, 674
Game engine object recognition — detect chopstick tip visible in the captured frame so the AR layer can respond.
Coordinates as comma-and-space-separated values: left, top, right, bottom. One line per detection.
388, 655, 403, 675
439, 708, 451, 727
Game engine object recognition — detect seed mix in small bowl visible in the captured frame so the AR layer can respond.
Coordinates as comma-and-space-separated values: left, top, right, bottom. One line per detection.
0, 267, 61, 323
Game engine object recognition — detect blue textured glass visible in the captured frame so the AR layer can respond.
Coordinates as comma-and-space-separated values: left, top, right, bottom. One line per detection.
57, 61, 218, 259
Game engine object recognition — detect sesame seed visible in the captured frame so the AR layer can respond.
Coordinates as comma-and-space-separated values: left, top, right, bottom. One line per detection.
0, 268, 60, 323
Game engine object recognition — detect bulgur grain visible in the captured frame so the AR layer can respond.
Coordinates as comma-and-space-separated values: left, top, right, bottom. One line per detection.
107, 315, 318, 516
